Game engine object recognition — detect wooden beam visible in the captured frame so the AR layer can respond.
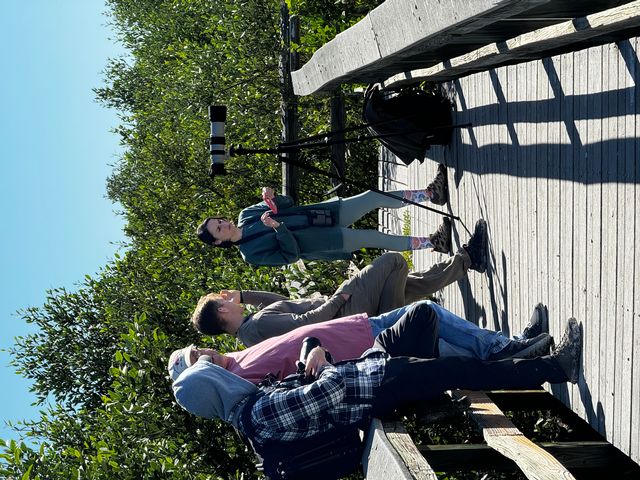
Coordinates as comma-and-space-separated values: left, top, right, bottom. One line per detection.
292, 0, 549, 95
384, 0, 640, 87
280, 4, 299, 200
450, 390, 576, 480
362, 418, 438, 480
419, 441, 630, 471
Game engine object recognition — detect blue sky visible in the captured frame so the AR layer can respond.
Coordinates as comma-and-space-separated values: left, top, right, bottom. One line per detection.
0, 1, 126, 442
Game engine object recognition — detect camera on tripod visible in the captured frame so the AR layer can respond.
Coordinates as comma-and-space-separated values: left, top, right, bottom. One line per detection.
208, 105, 229, 177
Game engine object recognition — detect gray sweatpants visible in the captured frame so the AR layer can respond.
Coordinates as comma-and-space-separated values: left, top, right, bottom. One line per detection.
334, 251, 470, 318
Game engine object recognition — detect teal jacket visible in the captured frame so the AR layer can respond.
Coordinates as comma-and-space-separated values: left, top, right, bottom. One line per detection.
236, 195, 350, 266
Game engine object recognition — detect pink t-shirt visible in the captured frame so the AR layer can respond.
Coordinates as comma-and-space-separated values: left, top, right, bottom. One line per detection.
226, 313, 374, 384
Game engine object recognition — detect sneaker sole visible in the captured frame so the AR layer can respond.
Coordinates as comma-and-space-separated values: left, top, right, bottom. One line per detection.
433, 217, 452, 254
472, 220, 488, 273
522, 303, 549, 340
567, 319, 582, 383
431, 164, 449, 206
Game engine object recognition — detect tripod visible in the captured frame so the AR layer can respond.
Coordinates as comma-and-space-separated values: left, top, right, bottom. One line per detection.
223, 119, 471, 225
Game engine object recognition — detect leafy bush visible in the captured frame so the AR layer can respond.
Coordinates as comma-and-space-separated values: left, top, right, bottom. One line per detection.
2, 0, 382, 478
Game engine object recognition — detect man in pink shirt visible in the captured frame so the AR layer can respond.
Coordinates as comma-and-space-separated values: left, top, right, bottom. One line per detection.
169, 302, 551, 384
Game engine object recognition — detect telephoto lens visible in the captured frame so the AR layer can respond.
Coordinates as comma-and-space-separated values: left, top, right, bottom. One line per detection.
208, 105, 227, 176
295, 337, 333, 378
296, 337, 321, 374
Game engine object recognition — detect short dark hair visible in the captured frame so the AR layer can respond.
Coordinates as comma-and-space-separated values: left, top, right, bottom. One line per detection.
191, 294, 226, 335
196, 217, 234, 248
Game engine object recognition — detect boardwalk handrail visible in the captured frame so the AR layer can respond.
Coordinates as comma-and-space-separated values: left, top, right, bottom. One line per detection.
383, 0, 640, 87
362, 418, 438, 480
291, 0, 550, 95
450, 390, 576, 480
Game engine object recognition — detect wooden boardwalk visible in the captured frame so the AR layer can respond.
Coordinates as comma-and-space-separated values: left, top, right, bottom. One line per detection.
379, 36, 640, 466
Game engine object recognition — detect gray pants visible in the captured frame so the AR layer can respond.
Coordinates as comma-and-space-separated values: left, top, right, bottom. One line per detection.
335, 251, 470, 317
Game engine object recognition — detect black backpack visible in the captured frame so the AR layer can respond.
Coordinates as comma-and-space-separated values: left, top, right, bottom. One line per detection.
238, 375, 366, 480
363, 83, 453, 165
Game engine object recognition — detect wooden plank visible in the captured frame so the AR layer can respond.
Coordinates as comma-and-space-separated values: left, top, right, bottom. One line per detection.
535, 58, 549, 314
495, 65, 511, 329
419, 441, 628, 471
516, 61, 528, 332
585, 42, 604, 427
505, 63, 519, 333
362, 418, 438, 480
544, 55, 562, 355
451, 390, 576, 479
571, 46, 588, 417
615, 38, 637, 456
633, 35, 640, 466
450, 80, 468, 316
280, 6, 299, 201
384, 1, 640, 87
558, 51, 574, 400
473, 71, 488, 325
525, 59, 537, 330
600, 40, 619, 438
486, 69, 503, 330
622, 38, 637, 460
292, 0, 550, 95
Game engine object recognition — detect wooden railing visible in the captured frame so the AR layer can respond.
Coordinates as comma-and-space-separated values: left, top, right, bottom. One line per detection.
363, 390, 637, 479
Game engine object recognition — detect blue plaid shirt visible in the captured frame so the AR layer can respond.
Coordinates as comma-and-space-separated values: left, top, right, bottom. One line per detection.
239, 351, 386, 444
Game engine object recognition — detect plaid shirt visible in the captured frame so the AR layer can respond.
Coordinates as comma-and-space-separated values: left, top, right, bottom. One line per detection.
240, 351, 386, 444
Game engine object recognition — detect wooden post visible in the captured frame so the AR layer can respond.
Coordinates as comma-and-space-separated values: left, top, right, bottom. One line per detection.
279, 2, 299, 201
330, 90, 346, 196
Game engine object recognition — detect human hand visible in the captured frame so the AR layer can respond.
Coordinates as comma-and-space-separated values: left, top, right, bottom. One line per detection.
220, 289, 241, 303
262, 187, 278, 213
304, 346, 330, 378
261, 187, 275, 200
261, 211, 280, 228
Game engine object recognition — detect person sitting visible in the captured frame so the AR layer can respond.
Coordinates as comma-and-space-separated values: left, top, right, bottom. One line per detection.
191, 219, 486, 347
171, 316, 582, 478
196, 165, 452, 266
169, 302, 553, 384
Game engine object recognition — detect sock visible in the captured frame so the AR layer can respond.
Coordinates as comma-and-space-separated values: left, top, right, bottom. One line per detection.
410, 236, 434, 250
403, 189, 432, 203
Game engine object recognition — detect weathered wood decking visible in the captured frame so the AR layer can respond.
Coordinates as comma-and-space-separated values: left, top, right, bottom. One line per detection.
379, 36, 640, 466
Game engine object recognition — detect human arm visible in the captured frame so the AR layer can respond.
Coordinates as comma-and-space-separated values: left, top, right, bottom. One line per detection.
253, 363, 345, 432
252, 295, 348, 338
239, 193, 295, 223
238, 290, 290, 307
239, 222, 301, 266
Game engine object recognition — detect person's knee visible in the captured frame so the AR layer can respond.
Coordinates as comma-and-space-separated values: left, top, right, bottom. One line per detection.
376, 252, 408, 273
405, 302, 439, 331
408, 301, 436, 318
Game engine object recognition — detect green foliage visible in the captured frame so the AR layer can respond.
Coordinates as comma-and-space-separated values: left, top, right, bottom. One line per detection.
2, 0, 382, 477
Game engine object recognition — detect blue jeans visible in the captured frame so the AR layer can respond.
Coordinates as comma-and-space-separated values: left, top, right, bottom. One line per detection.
368, 301, 510, 360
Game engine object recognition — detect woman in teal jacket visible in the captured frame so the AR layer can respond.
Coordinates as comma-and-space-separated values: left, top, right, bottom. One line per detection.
197, 169, 450, 267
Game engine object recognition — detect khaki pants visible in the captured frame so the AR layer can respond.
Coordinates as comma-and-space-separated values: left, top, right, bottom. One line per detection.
335, 250, 470, 317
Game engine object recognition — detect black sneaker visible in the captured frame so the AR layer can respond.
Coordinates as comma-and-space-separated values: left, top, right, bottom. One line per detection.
429, 217, 452, 254
520, 303, 548, 340
489, 333, 553, 361
463, 219, 487, 273
551, 318, 582, 384
426, 164, 448, 205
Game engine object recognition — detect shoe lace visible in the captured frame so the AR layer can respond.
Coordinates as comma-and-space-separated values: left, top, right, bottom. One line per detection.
552, 329, 571, 356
